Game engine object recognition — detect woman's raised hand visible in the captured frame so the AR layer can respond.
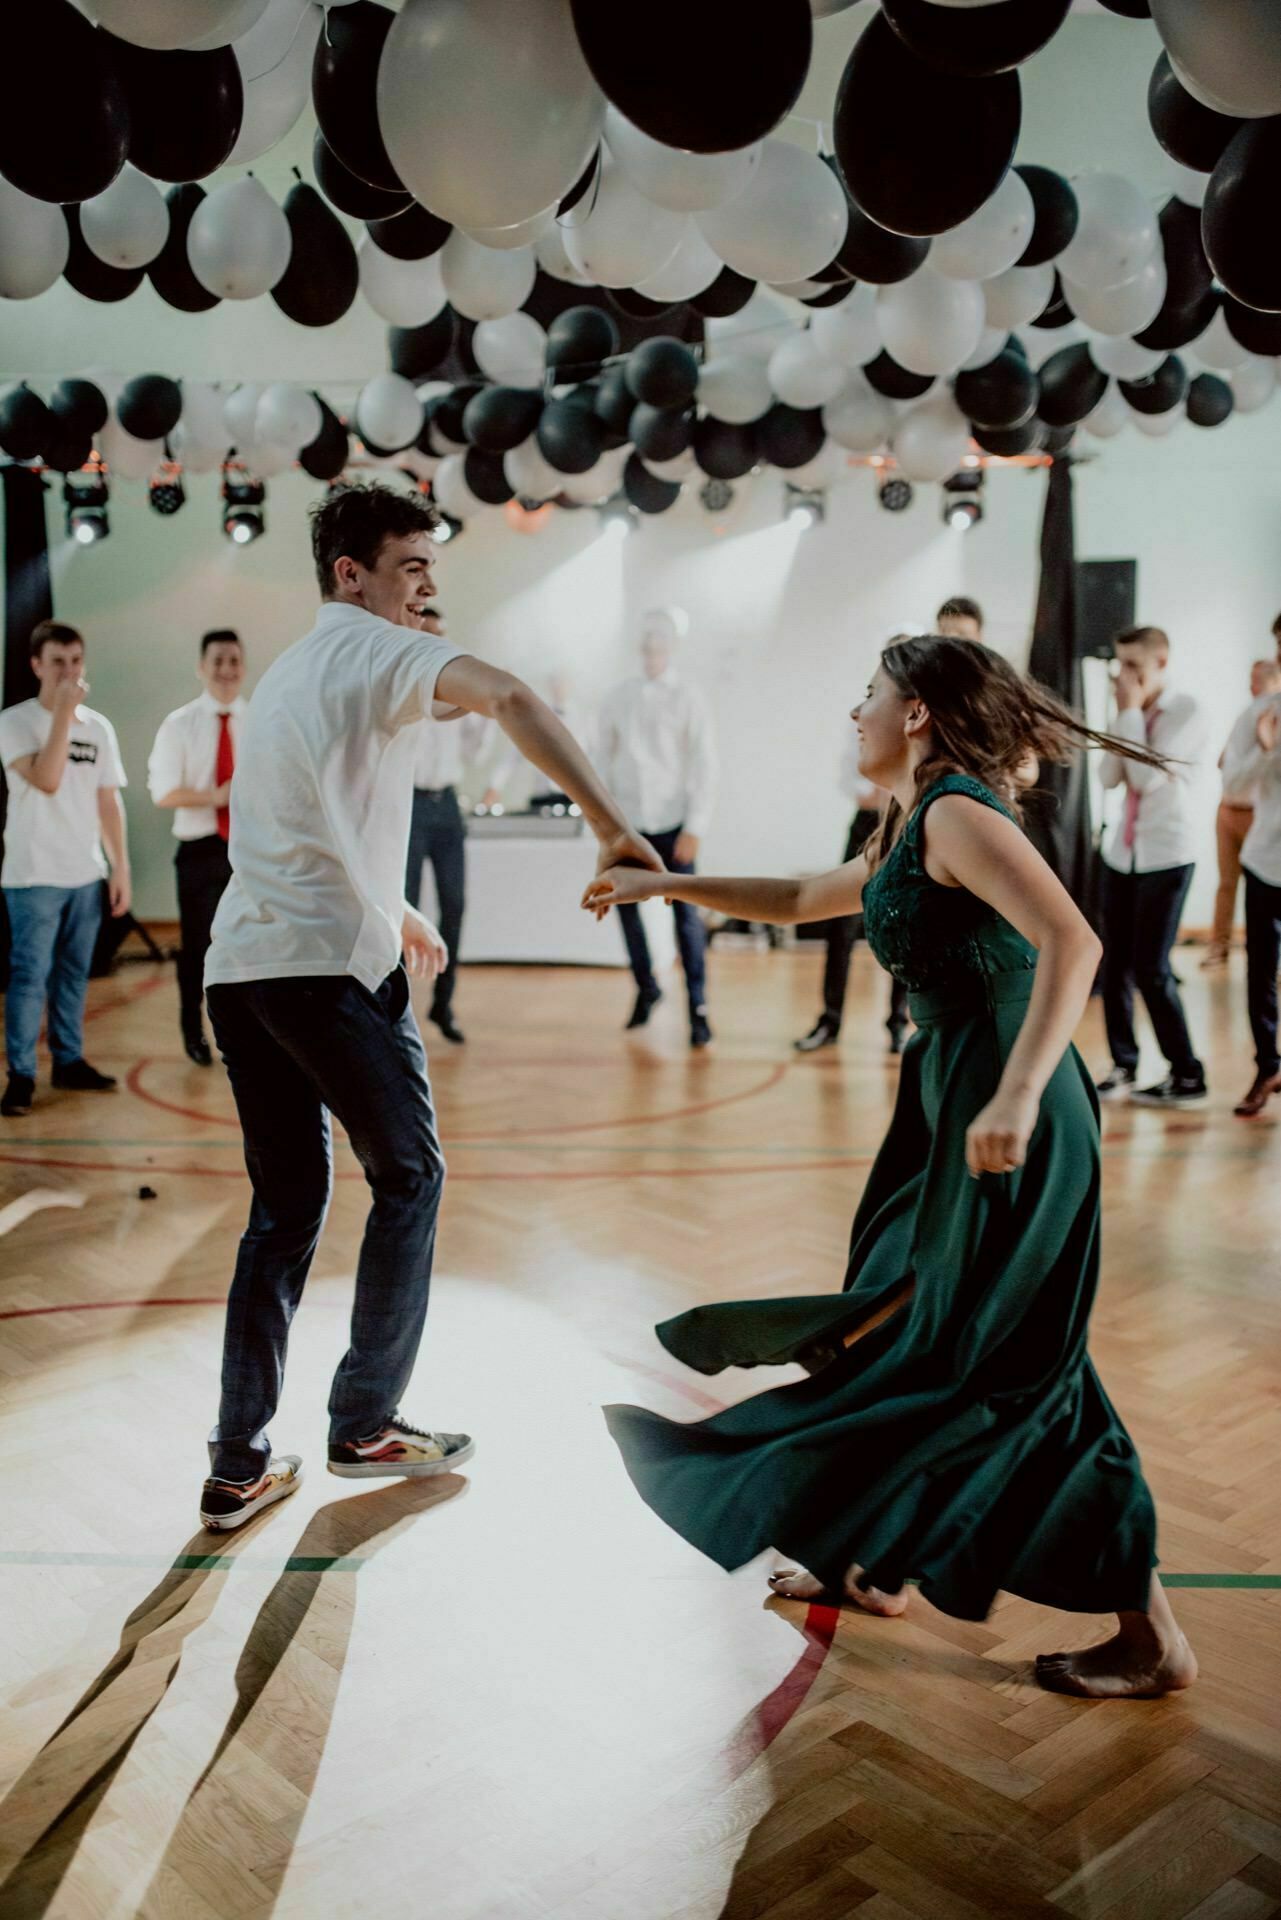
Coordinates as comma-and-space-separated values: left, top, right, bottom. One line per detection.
582, 866, 657, 920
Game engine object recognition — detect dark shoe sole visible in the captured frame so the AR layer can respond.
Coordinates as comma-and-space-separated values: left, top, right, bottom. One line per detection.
200, 1462, 304, 1532
327, 1438, 475, 1479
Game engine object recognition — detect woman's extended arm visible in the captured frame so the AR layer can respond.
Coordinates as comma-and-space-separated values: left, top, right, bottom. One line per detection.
582, 854, 869, 925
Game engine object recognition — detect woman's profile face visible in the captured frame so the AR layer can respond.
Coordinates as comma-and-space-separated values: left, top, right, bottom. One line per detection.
852, 665, 912, 785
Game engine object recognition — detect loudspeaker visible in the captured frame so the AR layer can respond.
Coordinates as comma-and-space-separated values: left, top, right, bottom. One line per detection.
1076, 558, 1136, 659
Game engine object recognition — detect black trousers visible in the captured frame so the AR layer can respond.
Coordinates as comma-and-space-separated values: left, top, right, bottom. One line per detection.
1099, 860, 1202, 1080
1243, 867, 1281, 1077
176, 834, 233, 1040
618, 824, 707, 1014
405, 787, 465, 1016
822, 809, 909, 1036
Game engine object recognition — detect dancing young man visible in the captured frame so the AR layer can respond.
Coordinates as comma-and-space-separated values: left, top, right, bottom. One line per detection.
198, 483, 660, 1531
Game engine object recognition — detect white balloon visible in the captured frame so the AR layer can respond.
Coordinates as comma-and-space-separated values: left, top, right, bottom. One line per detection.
635, 221, 722, 302
960, 325, 1008, 371
560, 446, 629, 503
356, 372, 423, 453
787, 439, 843, 488
891, 393, 971, 482
440, 232, 536, 321
379, 0, 604, 231
170, 380, 227, 471
698, 142, 847, 286
1087, 335, 1165, 381
1129, 404, 1180, 437
0, 177, 69, 298
1154, 0, 1281, 119
80, 165, 168, 270
1062, 253, 1167, 336
359, 239, 447, 327
563, 158, 685, 289
697, 354, 773, 424
88, 0, 268, 48
505, 434, 562, 502
604, 107, 761, 213
877, 270, 986, 376
642, 448, 696, 482
473, 313, 548, 386
984, 261, 1055, 330
96, 416, 164, 478
1167, 162, 1207, 209
535, 224, 594, 286
256, 381, 321, 451
1191, 308, 1251, 371
1057, 173, 1158, 292
433, 452, 483, 519
706, 286, 795, 362
931, 170, 1035, 282
1229, 356, 1278, 412
810, 0, 863, 13
248, 440, 295, 478
224, 383, 264, 452
810, 283, 880, 368
823, 374, 895, 452
463, 206, 557, 252
1082, 385, 1129, 439
188, 177, 291, 300
768, 331, 847, 409
1017, 320, 1084, 367
225, 0, 319, 166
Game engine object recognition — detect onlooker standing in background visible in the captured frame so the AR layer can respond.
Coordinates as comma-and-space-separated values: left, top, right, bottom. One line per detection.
148, 629, 247, 1066
1219, 681, 1281, 1116
936, 596, 984, 642
0, 621, 129, 1118
1203, 656, 1281, 970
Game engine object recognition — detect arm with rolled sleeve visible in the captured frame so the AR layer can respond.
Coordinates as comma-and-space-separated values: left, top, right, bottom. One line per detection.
1105, 697, 1207, 795
681, 684, 717, 840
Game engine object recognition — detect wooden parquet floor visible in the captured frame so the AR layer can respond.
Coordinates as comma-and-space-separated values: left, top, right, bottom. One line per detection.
1, 947, 1278, 1920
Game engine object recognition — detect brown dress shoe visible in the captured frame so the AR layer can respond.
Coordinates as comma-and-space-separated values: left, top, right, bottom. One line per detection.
1234, 1072, 1281, 1117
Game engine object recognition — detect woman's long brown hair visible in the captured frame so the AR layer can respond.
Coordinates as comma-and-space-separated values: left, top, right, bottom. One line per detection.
865, 634, 1169, 870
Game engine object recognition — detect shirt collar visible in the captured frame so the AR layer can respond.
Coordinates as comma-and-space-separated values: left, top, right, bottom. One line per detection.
644, 667, 679, 690
197, 689, 246, 717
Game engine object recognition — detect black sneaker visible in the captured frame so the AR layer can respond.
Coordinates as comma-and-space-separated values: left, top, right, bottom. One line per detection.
1129, 1075, 1208, 1109
199, 1456, 304, 1532
795, 1017, 840, 1053
328, 1419, 474, 1478
625, 984, 663, 1030
2, 1074, 35, 1118
887, 1025, 908, 1057
690, 1008, 713, 1049
1095, 1065, 1137, 1100
184, 1034, 214, 1068
50, 1059, 117, 1092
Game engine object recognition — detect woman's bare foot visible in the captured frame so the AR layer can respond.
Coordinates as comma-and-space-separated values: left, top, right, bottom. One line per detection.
767, 1563, 908, 1617
1036, 1577, 1197, 1699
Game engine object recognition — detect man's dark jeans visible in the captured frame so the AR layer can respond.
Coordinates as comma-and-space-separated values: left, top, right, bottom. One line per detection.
206, 968, 444, 1482
1244, 866, 1281, 1078
1099, 861, 1203, 1081
617, 824, 707, 1014
405, 786, 465, 1018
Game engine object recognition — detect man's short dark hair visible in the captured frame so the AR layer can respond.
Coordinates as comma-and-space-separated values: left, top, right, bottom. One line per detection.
309, 482, 440, 596
1115, 624, 1169, 657
1272, 609, 1281, 638
201, 628, 241, 656
30, 619, 83, 658
937, 596, 983, 630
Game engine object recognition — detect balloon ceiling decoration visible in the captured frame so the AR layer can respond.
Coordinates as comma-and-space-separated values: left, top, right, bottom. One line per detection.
2, 0, 1281, 532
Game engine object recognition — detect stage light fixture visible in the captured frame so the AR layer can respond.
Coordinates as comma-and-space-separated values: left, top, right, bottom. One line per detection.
148, 464, 186, 517
878, 475, 913, 514
699, 478, 734, 514
221, 471, 266, 545
63, 474, 110, 546
434, 512, 462, 543
784, 484, 825, 529
597, 495, 636, 539
942, 469, 984, 532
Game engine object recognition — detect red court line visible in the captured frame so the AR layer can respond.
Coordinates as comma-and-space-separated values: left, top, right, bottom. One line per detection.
0, 1297, 227, 1321
0, 1150, 868, 1182
83, 974, 168, 1024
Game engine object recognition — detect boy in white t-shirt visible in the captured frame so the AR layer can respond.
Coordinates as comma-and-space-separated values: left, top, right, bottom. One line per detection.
0, 621, 131, 1118
197, 482, 663, 1532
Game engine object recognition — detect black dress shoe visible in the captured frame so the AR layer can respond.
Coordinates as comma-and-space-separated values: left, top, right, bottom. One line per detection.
887, 1025, 908, 1057
430, 1007, 466, 1045
690, 1009, 713, 1049
2, 1074, 35, 1117
625, 984, 663, 1030
795, 1016, 840, 1053
184, 1035, 214, 1068
50, 1059, 117, 1092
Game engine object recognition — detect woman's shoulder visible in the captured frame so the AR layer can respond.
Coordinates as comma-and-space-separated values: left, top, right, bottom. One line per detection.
912, 770, 1015, 826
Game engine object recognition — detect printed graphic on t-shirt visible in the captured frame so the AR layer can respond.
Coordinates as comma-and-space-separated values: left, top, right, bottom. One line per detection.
68, 740, 100, 765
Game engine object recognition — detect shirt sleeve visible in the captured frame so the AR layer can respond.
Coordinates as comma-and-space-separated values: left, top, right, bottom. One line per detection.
146, 713, 185, 801
0, 706, 34, 770
369, 622, 467, 734
1220, 699, 1266, 801
97, 715, 127, 788
1107, 699, 1205, 797
681, 685, 717, 839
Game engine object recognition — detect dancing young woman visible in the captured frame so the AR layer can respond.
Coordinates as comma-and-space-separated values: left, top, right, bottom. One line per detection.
584, 635, 1197, 1700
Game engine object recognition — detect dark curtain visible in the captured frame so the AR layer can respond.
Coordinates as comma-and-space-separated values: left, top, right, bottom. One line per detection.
2, 466, 53, 988
1024, 456, 1097, 918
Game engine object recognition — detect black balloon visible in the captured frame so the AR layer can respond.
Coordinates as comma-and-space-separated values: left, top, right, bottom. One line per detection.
690, 268, 757, 319
433, 382, 484, 445
629, 403, 694, 462
63, 206, 144, 302
864, 351, 934, 400
50, 379, 109, 440
313, 0, 402, 190
118, 375, 182, 441
299, 398, 350, 481
273, 183, 358, 327
625, 338, 699, 410
41, 419, 94, 474
390, 310, 458, 382
1030, 269, 1074, 329
1041, 423, 1076, 456
1204, 118, 1281, 314
538, 397, 607, 473
1036, 344, 1107, 427
0, 2, 129, 204
1186, 372, 1234, 427
1157, 195, 1213, 308
1147, 53, 1240, 173
546, 306, 619, 381
0, 386, 53, 462
558, 148, 600, 217
1096, 0, 1149, 14
1014, 165, 1078, 266
595, 365, 637, 438
148, 184, 219, 312
313, 131, 411, 220
570, 0, 812, 154
955, 350, 1038, 431
1119, 355, 1188, 415
693, 416, 759, 481
367, 203, 451, 261
802, 282, 861, 309
973, 419, 1044, 455
756, 403, 825, 469
418, 394, 457, 456
464, 448, 516, 505
1223, 297, 1281, 356
1134, 286, 1218, 352
462, 387, 543, 453
623, 452, 682, 514
882, 0, 1070, 78
834, 15, 1020, 238
106, 34, 242, 183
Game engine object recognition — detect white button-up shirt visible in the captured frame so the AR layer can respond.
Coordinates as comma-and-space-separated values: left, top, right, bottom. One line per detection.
597, 667, 717, 839
837, 724, 884, 813
1099, 690, 1208, 874
410, 709, 489, 791
1222, 693, 1281, 887
147, 690, 247, 840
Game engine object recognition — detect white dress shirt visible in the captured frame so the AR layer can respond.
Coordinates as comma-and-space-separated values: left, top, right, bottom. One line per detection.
1218, 697, 1263, 808
147, 690, 247, 840
1222, 694, 1281, 887
205, 602, 463, 994
0, 699, 127, 889
597, 668, 717, 839
410, 709, 490, 791
1099, 689, 1208, 874
837, 726, 883, 813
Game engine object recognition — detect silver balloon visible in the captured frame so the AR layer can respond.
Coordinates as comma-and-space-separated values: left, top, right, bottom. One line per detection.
636, 221, 723, 302
1062, 253, 1166, 337
473, 313, 547, 385
1087, 335, 1165, 381
1153, 0, 1281, 119
97, 416, 164, 478
959, 325, 1007, 372
224, 383, 264, 452
505, 434, 562, 502
1082, 386, 1129, 439
188, 178, 291, 300
80, 164, 168, 269
1190, 308, 1252, 372
891, 393, 971, 482
440, 232, 536, 322
0, 176, 69, 298
697, 355, 773, 424
604, 107, 761, 213
809, 285, 880, 368
434, 452, 484, 519
768, 332, 847, 409
464, 207, 557, 252
1129, 405, 1181, 437
877, 270, 986, 376
983, 261, 1055, 331
225, 0, 319, 167
359, 239, 448, 328
698, 141, 848, 286
256, 381, 322, 450
823, 375, 894, 453
356, 373, 423, 453
563, 157, 685, 289
930, 170, 1035, 283
1229, 356, 1278, 413
534, 225, 594, 286
89, 0, 268, 48
1057, 173, 1158, 293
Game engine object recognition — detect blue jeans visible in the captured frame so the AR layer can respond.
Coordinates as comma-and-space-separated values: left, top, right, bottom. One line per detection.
617, 824, 708, 1014
405, 786, 465, 1017
205, 969, 446, 1482
3, 882, 103, 1079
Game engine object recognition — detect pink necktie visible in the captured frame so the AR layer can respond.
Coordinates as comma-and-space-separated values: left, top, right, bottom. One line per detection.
1122, 706, 1157, 849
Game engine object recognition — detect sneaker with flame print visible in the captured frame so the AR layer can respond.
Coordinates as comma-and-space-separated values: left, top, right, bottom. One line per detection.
328, 1418, 474, 1478
199, 1455, 304, 1532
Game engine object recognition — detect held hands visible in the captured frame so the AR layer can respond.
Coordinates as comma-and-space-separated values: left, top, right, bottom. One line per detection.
401, 906, 448, 981
582, 866, 659, 919
1257, 704, 1281, 753
965, 1086, 1038, 1179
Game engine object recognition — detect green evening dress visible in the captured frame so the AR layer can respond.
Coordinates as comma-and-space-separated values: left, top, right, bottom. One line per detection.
604, 773, 1157, 1622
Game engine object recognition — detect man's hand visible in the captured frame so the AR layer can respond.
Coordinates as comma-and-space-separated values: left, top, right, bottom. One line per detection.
594, 824, 664, 881
212, 779, 232, 809
1113, 661, 1144, 713
53, 675, 87, 716
1258, 704, 1280, 753
582, 866, 659, 918
673, 831, 700, 867
108, 870, 131, 918
402, 905, 447, 980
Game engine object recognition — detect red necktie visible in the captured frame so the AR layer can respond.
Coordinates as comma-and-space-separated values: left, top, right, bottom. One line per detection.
215, 711, 234, 842
1121, 704, 1158, 851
